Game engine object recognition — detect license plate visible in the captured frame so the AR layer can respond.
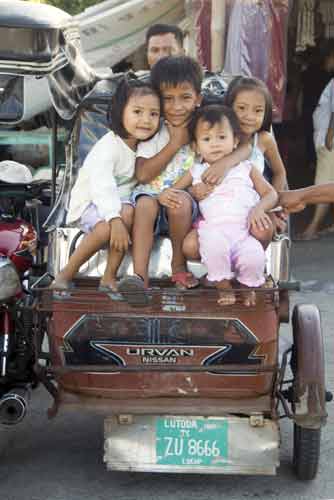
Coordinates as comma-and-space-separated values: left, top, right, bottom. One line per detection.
156, 417, 228, 466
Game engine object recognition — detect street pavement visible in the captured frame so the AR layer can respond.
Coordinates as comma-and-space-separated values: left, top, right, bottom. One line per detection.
0, 236, 333, 500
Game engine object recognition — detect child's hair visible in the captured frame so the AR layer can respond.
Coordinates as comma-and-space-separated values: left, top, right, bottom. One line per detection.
150, 55, 203, 95
224, 76, 272, 132
188, 104, 242, 144
108, 73, 159, 138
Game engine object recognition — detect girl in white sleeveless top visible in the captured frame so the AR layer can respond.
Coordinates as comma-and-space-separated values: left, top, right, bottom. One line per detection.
225, 76, 287, 245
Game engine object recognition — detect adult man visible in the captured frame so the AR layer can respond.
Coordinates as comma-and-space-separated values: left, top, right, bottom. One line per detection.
146, 24, 184, 69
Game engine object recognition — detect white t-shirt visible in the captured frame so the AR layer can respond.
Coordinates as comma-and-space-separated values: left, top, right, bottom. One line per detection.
313, 79, 334, 149
135, 123, 195, 195
67, 131, 136, 224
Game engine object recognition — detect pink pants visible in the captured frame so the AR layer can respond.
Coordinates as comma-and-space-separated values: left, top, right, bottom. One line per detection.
198, 221, 265, 287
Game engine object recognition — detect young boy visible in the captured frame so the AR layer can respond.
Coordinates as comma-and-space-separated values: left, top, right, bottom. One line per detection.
119, 56, 250, 299
124, 56, 202, 292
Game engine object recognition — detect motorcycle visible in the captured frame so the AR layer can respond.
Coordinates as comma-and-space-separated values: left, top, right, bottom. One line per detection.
0, 171, 50, 425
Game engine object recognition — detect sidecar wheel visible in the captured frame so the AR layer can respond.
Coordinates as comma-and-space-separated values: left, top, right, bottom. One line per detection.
293, 424, 321, 480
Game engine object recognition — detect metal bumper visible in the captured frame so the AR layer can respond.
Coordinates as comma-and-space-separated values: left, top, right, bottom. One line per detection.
104, 415, 279, 475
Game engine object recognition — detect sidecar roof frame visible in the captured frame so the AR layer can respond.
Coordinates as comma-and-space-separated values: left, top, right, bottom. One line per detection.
0, 0, 72, 29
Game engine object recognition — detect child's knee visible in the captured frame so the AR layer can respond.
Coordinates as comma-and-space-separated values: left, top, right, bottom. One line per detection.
250, 222, 274, 248
183, 230, 200, 260
135, 196, 159, 218
93, 220, 111, 242
237, 246, 265, 273
167, 193, 192, 219
121, 204, 134, 227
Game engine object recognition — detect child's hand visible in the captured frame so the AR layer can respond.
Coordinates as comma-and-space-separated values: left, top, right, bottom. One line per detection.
158, 188, 183, 209
201, 163, 230, 186
166, 121, 189, 148
109, 218, 130, 252
272, 210, 287, 234
188, 182, 214, 201
248, 207, 272, 232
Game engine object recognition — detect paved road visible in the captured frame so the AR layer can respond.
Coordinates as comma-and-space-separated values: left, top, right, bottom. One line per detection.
0, 238, 333, 500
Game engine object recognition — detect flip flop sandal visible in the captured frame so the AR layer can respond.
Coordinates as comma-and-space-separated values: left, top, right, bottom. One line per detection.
98, 284, 124, 301
118, 274, 150, 306
171, 272, 199, 289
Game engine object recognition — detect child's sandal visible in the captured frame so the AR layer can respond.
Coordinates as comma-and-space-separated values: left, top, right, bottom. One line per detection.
171, 272, 199, 289
118, 274, 150, 306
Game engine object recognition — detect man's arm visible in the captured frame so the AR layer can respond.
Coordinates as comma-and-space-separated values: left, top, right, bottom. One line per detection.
279, 183, 334, 212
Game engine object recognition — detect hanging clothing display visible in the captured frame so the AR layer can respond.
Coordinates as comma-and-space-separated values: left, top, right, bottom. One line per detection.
224, 0, 290, 122
296, 0, 316, 52
319, 1, 334, 39
224, 0, 271, 82
186, 0, 212, 70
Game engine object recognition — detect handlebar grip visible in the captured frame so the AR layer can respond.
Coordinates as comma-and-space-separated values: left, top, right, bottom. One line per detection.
278, 280, 301, 291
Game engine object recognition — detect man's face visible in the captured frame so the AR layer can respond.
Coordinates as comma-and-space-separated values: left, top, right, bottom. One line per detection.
147, 33, 183, 69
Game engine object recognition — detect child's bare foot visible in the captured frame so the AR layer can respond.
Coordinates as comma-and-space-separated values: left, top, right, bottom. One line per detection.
216, 280, 236, 306
243, 290, 256, 307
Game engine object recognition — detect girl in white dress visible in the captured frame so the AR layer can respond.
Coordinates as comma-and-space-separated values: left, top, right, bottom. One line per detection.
52, 76, 160, 291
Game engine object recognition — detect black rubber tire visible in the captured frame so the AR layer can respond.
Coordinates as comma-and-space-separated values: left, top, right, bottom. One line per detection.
293, 424, 321, 480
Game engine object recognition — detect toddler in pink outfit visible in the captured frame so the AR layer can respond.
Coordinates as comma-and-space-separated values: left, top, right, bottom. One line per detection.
168, 104, 278, 305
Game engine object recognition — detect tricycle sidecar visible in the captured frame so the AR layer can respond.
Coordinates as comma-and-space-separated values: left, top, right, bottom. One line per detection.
0, 1, 328, 481
33, 80, 328, 480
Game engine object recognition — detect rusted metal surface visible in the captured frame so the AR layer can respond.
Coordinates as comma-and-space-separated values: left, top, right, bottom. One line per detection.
37, 282, 280, 408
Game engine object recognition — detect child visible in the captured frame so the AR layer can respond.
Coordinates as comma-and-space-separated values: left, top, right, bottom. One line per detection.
183, 76, 287, 259
52, 76, 160, 291
224, 76, 286, 193
119, 56, 251, 297
170, 104, 278, 306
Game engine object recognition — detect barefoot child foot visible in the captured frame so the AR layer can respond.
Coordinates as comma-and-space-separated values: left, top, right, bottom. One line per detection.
242, 288, 256, 307
217, 280, 236, 306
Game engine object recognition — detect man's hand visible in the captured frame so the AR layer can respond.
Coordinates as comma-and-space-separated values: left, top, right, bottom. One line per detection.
188, 182, 214, 201
158, 188, 183, 209
325, 128, 334, 151
165, 121, 189, 149
109, 218, 130, 252
248, 207, 271, 232
279, 191, 306, 213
